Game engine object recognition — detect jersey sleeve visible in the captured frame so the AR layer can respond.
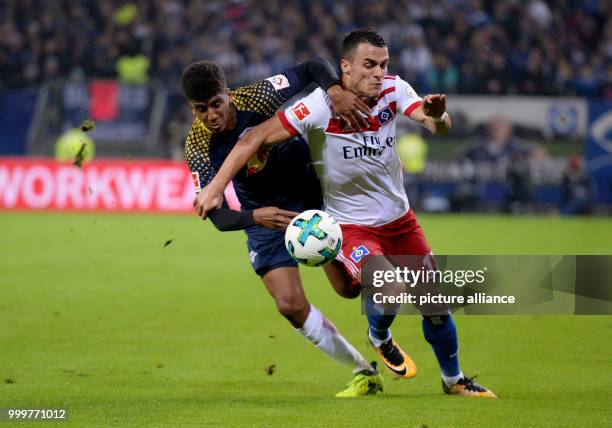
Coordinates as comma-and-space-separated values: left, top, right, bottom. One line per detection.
231, 69, 312, 118
231, 60, 338, 118
277, 88, 332, 136
230, 80, 287, 118
396, 76, 423, 117
184, 118, 215, 193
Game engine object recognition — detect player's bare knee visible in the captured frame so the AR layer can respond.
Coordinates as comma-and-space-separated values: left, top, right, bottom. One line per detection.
274, 293, 307, 318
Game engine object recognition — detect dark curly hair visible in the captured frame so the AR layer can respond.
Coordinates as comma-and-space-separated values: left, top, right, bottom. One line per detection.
342, 28, 387, 60
181, 61, 227, 101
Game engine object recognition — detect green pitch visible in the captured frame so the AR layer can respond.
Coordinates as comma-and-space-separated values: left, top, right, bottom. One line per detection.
1, 213, 610, 427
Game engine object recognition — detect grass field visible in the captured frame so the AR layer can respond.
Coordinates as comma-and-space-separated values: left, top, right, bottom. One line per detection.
1, 212, 611, 427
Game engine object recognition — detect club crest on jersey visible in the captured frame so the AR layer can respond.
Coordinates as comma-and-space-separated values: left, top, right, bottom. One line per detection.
291, 102, 311, 121
350, 245, 370, 263
265, 74, 290, 90
191, 172, 201, 193
378, 106, 395, 126
246, 145, 273, 176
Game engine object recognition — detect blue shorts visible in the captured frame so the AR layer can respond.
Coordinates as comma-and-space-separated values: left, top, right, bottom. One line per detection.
246, 226, 297, 277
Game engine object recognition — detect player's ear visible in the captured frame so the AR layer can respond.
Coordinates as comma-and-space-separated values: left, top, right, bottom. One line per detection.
340, 58, 351, 75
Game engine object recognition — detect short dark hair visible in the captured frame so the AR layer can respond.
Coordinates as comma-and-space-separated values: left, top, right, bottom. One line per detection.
181, 61, 226, 101
342, 28, 387, 59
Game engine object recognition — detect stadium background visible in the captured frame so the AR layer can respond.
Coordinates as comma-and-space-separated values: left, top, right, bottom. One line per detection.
1, 0, 611, 426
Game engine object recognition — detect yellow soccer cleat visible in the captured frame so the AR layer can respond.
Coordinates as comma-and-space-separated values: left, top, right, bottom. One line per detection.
335, 362, 384, 398
370, 336, 417, 379
443, 376, 497, 398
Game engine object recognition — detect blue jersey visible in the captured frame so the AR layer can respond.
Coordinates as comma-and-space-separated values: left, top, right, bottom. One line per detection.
185, 68, 322, 211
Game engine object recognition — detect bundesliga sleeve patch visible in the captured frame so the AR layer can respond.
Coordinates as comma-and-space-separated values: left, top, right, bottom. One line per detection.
350, 245, 370, 263
191, 172, 201, 193
265, 74, 290, 91
291, 102, 311, 121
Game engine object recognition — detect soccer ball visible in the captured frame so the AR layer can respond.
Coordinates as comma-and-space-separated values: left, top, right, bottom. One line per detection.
285, 209, 343, 267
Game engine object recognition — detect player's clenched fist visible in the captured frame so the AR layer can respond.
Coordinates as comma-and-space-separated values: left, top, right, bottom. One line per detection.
422, 94, 446, 118
193, 185, 223, 219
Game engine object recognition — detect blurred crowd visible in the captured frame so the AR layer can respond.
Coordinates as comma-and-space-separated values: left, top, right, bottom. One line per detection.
0, 0, 611, 97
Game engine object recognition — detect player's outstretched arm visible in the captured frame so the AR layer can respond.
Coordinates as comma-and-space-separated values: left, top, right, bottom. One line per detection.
409, 94, 451, 135
206, 204, 299, 232
207, 204, 257, 231
194, 116, 292, 219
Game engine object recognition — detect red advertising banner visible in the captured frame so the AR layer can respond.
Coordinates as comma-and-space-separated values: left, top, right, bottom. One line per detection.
0, 158, 240, 213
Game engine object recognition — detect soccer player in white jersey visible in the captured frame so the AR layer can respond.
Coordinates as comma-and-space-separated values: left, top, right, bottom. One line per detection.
195, 29, 496, 398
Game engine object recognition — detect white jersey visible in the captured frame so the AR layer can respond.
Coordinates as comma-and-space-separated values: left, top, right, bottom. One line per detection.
279, 75, 422, 226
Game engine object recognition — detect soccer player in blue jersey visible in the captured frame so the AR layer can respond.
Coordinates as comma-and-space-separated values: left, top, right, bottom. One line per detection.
182, 58, 383, 397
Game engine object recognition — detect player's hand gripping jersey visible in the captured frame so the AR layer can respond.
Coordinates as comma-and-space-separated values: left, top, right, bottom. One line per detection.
185, 68, 323, 212
278, 75, 422, 226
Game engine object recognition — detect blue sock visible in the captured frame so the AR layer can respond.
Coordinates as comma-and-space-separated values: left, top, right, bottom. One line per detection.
365, 294, 395, 341
422, 315, 460, 377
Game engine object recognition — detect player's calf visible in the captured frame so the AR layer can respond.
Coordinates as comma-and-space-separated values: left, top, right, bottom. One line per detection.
263, 266, 373, 376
